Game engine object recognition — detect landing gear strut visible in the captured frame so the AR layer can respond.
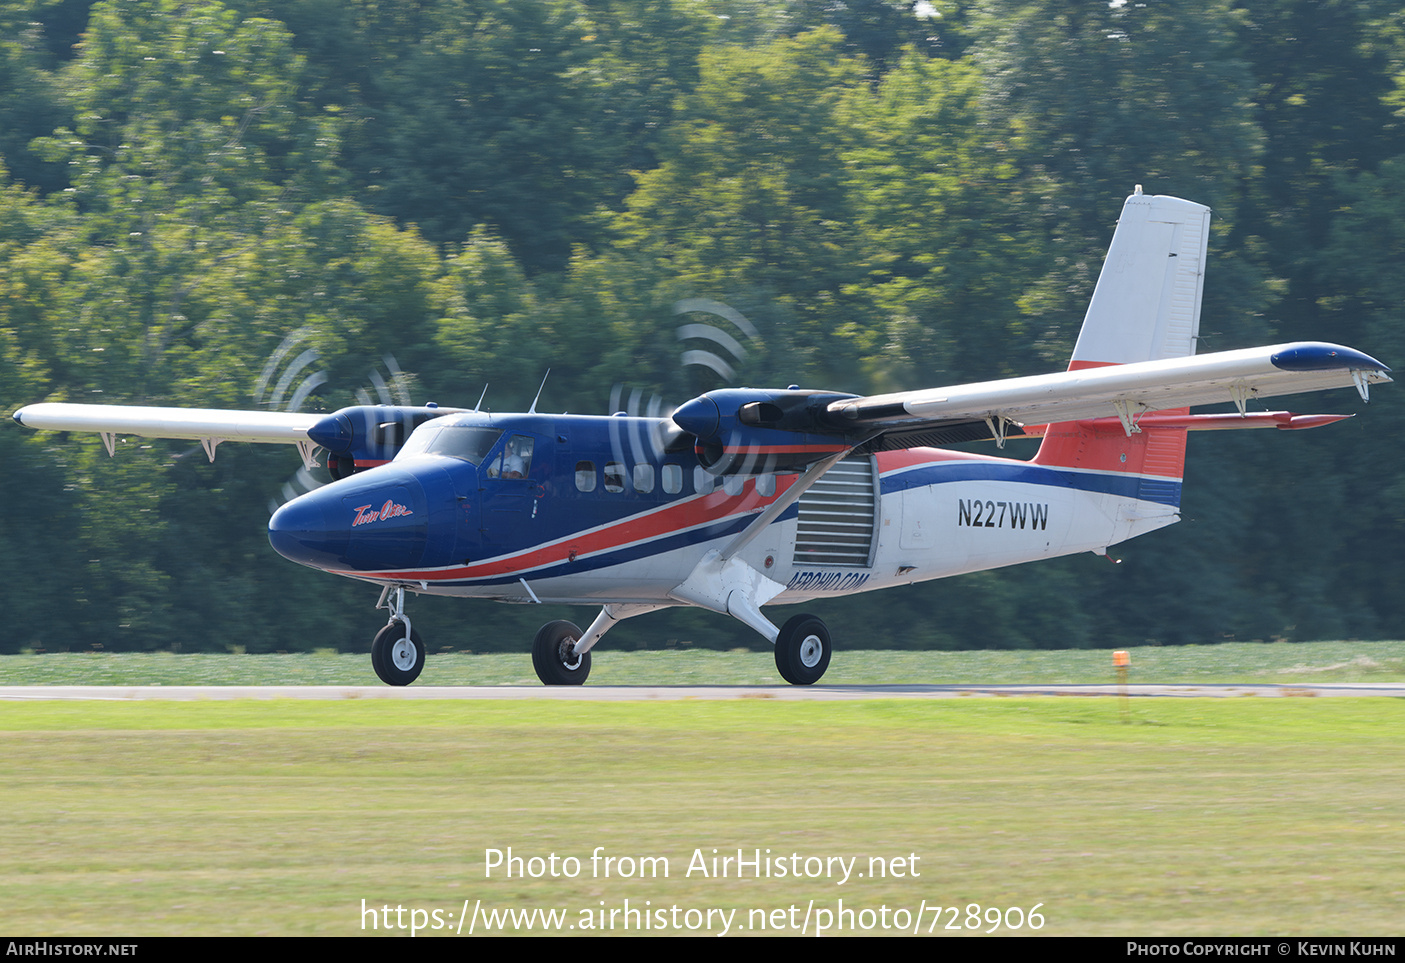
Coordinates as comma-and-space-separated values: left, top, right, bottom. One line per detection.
371, 585, 426, 686
532, 620, 591, 686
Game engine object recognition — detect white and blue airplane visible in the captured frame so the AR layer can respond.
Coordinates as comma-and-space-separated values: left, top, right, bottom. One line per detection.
14, 191, 1390, 686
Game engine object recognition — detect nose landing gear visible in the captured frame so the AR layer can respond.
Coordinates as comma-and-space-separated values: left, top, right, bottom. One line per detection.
370, 585, 426, 686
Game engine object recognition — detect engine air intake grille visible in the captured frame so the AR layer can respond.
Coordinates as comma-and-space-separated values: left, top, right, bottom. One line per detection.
794, 456, 877, 566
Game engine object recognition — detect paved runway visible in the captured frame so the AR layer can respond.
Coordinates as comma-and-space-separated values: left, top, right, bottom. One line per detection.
1, 683, 1403, 700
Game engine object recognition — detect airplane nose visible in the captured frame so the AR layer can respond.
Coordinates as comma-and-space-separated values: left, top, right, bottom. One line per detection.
268, 492, 349, 570
268, 469, 432, 572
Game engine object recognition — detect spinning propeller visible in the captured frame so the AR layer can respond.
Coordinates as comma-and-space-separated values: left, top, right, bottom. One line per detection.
607, 299, 762, 474
256, 327, 413, 513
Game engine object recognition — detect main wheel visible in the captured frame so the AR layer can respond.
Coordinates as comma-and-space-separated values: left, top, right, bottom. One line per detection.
774, 613, 831, 685
532, 620, 591, 686
371, 620, 425, 686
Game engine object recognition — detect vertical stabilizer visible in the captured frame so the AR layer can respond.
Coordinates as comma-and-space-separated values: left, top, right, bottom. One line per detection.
1069, 191, 1211, 368
1034, 192, 1211, 512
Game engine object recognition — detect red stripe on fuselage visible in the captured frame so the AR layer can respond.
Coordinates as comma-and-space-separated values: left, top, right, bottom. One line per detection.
334, 474, 797, 582
875, 447, 1018, 475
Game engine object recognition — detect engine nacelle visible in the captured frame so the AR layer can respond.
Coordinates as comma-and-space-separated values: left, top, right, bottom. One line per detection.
307, 405, 462, 478
672, 388, 860, 476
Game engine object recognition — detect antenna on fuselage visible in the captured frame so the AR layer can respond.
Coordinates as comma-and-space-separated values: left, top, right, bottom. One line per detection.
528, 369, 551, 414
474, 384, 489, 412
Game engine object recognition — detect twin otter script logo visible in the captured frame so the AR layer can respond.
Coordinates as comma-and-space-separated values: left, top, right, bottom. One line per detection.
352, 500, 414, 527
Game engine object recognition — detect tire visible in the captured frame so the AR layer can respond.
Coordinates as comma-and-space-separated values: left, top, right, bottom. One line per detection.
371, 620, 426, 686
774, 614, 831, 685
532, 620, 591, 686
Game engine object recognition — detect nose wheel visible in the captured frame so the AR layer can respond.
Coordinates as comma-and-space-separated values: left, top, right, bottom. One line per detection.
532, 620, 591, 685
372, 620, 425, 686
370, 585, 426, 686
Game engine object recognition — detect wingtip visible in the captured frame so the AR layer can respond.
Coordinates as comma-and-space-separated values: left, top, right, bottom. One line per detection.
1271, 342, 1389, 373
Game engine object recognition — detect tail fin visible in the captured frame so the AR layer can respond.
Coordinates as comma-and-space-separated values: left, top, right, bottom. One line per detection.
1033, 191, 1212, 512
1069, 190, 1211, 368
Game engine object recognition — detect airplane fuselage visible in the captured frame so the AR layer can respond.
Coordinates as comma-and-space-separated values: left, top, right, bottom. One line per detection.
268, 410, 1179, 609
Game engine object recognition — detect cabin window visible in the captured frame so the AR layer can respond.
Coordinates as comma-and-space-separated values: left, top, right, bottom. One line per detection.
575, 461, 596, 492
694, 467, 715, 494
633, 464, 655, 493
661, 464, 682, 494
723, 474, 744, 496
604, 461, 626, 493
756, 474, 776, 497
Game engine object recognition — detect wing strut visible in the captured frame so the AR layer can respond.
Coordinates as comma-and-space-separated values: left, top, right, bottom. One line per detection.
718, 449, 851, 562
667, 449, 855, 645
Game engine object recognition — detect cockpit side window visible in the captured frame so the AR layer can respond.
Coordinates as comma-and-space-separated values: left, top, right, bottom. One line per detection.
404, 425, 503, 464
487, 434, 535, 479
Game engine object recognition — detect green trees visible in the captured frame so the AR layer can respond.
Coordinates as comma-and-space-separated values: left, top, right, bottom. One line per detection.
840, 52, 1049, 389
612, 29, 865, 385
1, 0, 1403, 653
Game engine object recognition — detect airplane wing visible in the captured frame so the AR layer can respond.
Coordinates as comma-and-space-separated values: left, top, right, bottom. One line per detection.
12, 403, 322, 465
826, 341, 1391, 445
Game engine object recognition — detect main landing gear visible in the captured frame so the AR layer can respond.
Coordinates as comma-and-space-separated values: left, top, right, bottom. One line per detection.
531, 620, 591, 686
773, 613, 832, 686
525, 606, 834, 687
529, 603, 661, 686
370, 586, 426, 686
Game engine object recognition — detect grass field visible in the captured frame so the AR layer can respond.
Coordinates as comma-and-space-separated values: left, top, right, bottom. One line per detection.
1, 688, 1403, 936
4, 638, 1405, 686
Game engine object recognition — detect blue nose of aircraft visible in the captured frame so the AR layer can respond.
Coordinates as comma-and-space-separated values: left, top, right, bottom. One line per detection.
268, 468, 432, 572
268, 491, 349, 571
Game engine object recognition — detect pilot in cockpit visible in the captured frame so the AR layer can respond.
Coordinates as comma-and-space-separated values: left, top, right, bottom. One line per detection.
496, 435, 532, 479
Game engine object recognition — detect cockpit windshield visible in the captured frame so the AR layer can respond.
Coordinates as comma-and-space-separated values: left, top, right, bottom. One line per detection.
399, 424, 503, 465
